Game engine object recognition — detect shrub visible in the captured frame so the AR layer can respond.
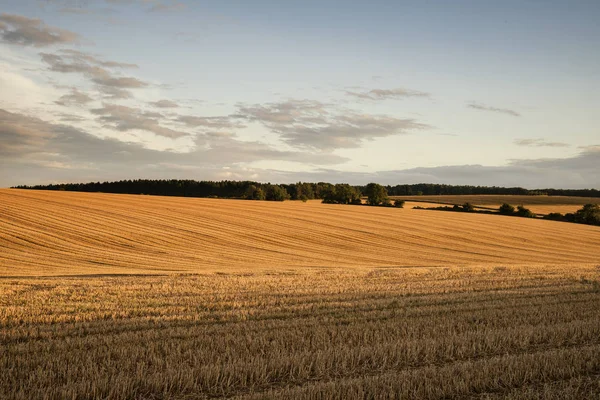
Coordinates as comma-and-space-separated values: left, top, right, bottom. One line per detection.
573, 204, 600, 225
394, 200, 405, 208
544, 212, 564, 221
499, 203, 515, 215
462, 202, 475, 212
515, 205, 535, 218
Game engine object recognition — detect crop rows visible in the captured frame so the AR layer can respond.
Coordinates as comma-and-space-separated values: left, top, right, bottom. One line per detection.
1, 265, 600, 399
2, 190, 599, 276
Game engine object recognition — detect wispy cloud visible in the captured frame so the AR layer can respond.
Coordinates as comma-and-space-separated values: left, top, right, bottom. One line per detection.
236, 99, 429, 151
54, 88, 94, 106
91, 103, 189, 139
346, 87, 430, 101
0, 13, 79, 47
148, 99, 179, 108
40, 50, 146, 99
468, 102, 521, 117
514, 138, 569, 148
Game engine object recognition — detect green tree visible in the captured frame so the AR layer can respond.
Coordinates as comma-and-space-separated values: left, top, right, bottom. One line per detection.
516, 205, 535, 218
499, 203, 515, 215
334, 184, 361, 204
573, 204, 600, 225
394, 199, 405, 208
462, 202, 475, 212
365, 183, 389, 206
264, 185, 290, 201
544, 212, 564, 221
244, 185, 265, 200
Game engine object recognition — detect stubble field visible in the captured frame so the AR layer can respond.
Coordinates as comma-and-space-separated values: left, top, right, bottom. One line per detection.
390, 194, 599, 215
1, 189, 600, 399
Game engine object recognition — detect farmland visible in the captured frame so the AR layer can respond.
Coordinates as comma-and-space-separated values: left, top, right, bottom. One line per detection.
1, 189, 600, 399
390, 194, 599, 215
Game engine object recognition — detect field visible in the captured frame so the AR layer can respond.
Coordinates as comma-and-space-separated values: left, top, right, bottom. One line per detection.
2, 189, 600, 399
391, 195, 599, 215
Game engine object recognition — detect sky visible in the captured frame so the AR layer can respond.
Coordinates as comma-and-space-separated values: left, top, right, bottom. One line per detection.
0, 0, 599, 188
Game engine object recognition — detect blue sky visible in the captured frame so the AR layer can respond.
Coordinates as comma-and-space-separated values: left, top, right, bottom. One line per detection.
0, 0, 598, 188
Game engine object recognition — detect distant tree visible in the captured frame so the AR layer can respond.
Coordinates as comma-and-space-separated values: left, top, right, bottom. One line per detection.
462, 202, 475, 212
544, 212, 564, 221
294, 182, 315, 200
573, 204, 600, 225
244, 185, 265, 200
365, 183, 389, 206
321, 184, 361, 204
334, 184, 361, 204
300, 195, 309, 203
564, 213, 576, 223
264, 185, 290, 201
394, 199, 405, 208
499, 203, 515, 215
515, 205, 535, 218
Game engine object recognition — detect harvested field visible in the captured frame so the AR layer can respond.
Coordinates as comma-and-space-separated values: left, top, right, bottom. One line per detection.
2, 266, 600, 399
1, 189, 600, 399
1, 189, 600, 276
391, 195, 599, 215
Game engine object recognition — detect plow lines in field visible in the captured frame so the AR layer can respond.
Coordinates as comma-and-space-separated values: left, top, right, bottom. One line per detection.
1, 189, 599, 276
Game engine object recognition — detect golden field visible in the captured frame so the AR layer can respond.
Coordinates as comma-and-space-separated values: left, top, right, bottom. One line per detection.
2, 189, 600, 276
1, 189, 600, 399
391, 194, 599, 215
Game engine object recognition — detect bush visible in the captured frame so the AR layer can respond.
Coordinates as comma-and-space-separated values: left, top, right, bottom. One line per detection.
499, 203, 515, 215
544, 212, 564, 221
515, 205, 535, 218
394, 200, 405, 208
462, 202, 475, 212
573, 204, 600, 225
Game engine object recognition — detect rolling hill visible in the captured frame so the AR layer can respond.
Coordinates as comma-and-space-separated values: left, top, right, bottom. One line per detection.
1, 189, 599, 276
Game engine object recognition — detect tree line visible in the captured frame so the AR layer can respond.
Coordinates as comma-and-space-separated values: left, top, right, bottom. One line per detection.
13, 179, 599, 201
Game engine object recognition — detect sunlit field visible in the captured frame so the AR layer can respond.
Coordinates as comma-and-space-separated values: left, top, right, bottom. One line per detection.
1, 190, 600, 399
391, 194, 599, 215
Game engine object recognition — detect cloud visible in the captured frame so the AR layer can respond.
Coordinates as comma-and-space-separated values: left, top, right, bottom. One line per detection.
149, 99, 179, 108
0, 108, 347, 186
40, 50, 146, 98
2, 108, 598, 189
0, 13, 79, 47
58, 49, 138, 69
237, 99, 428, 151
261, 147, 600, 189
177, 114, 245, 130
0, 109, 55, 156
54, 88, 94, 106
514, 138, 569, 148
90, 103, 189, 138
468, 102, 521, 117
346, 88, 430, 100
